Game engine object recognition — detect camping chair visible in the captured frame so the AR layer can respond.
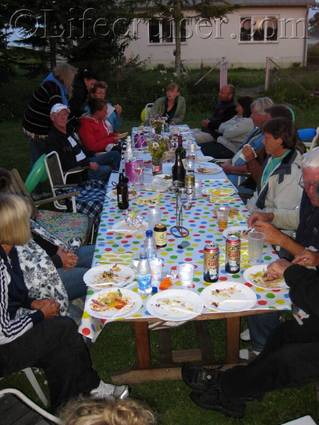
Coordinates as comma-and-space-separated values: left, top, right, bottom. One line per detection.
10, 169, 94, 245
309, 127, 319, 151
45, 151, 106, 228
140, 102, 154, 125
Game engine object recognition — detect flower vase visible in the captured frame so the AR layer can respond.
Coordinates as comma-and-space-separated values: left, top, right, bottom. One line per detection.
152, 159, 163, 175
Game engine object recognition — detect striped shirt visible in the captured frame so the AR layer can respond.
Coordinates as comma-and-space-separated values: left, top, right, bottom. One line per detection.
0, 258, 34, 345
22, 81, 62, 136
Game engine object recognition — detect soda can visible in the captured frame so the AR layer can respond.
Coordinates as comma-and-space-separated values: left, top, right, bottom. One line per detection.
203, 243, 219, 283
225, 235, 240, 274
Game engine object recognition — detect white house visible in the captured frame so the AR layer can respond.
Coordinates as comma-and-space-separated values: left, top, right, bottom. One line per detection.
125, 0, 316, 68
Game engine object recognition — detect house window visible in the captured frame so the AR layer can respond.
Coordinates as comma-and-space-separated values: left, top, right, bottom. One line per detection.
240, 16, 278, 42
149, 18, 187, 44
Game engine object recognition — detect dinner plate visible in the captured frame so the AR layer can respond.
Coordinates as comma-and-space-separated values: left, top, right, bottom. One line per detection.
134, 193, 162, 206
83, 264, 135, 289
200, 281, 257, 312
243, 265, 288, 290
204, 187, 236, 197
223, 226, 250, 241
86, 288, 142, 319
197, 156, 214, 163
196, 165, 221, 175
106, 187, 138, 200
146, 289, 204, 321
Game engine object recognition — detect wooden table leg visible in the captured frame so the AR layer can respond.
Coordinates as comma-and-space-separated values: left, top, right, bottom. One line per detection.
225, 317, 240, 364
132, 322, 151, 369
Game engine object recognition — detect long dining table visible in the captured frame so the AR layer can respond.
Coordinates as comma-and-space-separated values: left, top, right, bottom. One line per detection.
78, 125, 291, 383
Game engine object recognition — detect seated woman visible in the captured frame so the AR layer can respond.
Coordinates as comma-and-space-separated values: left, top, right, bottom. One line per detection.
204, 96, 254, 159
0, 194, 128, 411
246, 117, 303, 217
79, 99, 122, 154
150, 82, 186, 125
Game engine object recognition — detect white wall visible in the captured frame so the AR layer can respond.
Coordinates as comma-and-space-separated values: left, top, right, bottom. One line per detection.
125, 7, 308, 68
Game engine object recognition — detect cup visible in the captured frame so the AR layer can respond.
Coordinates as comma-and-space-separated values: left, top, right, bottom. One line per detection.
178, 263, 194, 287
150, 258, 163, 283
217, 207, 229, 232
147, 206, 161, 229
248, 231, 265, 263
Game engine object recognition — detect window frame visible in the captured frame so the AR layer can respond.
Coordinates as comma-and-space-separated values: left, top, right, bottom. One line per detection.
148, 18, 188, 45
239, 15, 279, 44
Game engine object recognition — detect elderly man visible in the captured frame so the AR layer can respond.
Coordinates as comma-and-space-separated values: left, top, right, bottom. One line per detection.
47, 103, 120, 183
181, 149, 319, 418
193, 84, 236, 146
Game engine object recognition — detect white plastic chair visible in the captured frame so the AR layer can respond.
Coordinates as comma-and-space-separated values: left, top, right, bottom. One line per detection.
309, 127, 319, 151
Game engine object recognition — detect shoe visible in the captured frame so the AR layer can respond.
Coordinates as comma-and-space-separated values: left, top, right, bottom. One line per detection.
181, 364, 221, 392
190, 390, 245, 418
239, 348, 260, 361
90, 381, 129, 400
240, 328, 251, 342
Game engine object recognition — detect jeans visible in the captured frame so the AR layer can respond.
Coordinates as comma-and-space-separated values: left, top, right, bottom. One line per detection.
221, 315, 319, 400
247, 312, 281, 352
201, 142, 234, 159
0, 317, 99, 411
57, 245, 94, 300
88, 151, 121, 182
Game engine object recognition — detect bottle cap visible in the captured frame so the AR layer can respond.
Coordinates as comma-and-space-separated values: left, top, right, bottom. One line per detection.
146, 230, 153, 237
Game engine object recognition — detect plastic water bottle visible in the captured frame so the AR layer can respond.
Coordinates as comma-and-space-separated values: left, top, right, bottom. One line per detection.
137, 253, 152, 294
143, 230, 157, 259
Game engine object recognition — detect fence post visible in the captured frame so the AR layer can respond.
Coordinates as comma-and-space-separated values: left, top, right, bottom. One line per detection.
220, 57, 228, 89
265, 57, 271, 91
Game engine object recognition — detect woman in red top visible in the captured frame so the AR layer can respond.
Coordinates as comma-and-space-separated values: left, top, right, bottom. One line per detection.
79, 99, 121, 154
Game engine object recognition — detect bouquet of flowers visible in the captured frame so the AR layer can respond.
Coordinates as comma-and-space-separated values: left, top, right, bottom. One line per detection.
148, 136, 169, 164
150, 115, 167, 134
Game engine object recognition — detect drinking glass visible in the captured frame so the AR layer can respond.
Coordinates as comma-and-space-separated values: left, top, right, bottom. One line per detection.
248, 231, 265, 263
134, 160, 144, 186
150, 258, 163, 283
147, 206, 161, 229
178, 263, 194, 287
217, 207, 229, 232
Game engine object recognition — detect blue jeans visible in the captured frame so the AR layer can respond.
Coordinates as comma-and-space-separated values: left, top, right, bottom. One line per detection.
57, 245, 94, 300
247, 312, 281, 352
88, 151, 121, 182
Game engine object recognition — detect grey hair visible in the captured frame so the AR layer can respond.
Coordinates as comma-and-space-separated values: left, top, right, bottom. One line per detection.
251, 97, 273, 114
302, 147, 319, 169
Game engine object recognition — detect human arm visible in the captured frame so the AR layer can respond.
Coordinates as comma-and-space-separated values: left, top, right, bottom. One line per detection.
31, 299, 60, 319
292, 249, 319, 267
79, 118, 118, 153
150, 98, 163, 118
221, 161, 249, 174
247, 209, 299, 231
56, 247, 78, 269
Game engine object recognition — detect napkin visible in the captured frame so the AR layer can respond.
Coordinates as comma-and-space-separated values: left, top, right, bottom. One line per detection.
111, 219, 148, 234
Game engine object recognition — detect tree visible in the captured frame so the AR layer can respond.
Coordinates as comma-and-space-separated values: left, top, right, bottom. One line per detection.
126, 0, 236, 76
309, 10, 319, 38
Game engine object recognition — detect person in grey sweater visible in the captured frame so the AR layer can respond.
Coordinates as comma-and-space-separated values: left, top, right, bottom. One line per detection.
150, 82, 186, 124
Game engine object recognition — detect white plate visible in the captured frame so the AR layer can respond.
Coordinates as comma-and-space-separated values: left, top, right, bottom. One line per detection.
243, 265, 288, 290
151, 176, 171, 192
197, 156, 214, 163
84, 264, 135, 288
106, 187, 138, 200
223, 226, 249, 241
200, 281, 257, 312
87, 288, 142, 319
196, 164, 221, 175
146, 289, 204, 321
202, 187, 235, 197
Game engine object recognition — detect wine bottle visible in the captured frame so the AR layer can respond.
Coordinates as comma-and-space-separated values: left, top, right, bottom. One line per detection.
172, 147, 186, 187
176, 135, 186, 159
117, 171, 129, 210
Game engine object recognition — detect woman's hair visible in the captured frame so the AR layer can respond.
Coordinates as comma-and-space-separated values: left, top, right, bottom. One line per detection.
265, 104, 295, 122
251, 97, 273, 115
263, 117, 296, 149
88, 98, 107, 115
53, 63, 78, 98
166, 82, 180, 92
0, 168, 14, 193
0, 194, 31, 246
90, 81, 108, 95
237, 96, 253, 118
60, 399, 156, 425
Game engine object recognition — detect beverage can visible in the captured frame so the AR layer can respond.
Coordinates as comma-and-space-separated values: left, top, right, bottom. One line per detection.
225, 235, 241, 274
154, 224, 167, 248
203, 243, 219, 283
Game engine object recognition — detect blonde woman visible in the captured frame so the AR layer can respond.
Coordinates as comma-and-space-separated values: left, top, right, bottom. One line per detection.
0, 194, 128, 412
60, 399, 156, 425
23, 63, 78, 163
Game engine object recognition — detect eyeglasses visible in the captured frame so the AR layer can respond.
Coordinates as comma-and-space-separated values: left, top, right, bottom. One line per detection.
299, 176, 319, 189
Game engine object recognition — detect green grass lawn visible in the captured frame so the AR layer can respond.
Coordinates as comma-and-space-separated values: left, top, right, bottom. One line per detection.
1, 67, 319, 423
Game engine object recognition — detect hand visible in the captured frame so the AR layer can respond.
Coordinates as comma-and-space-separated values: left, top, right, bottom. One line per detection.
89, 162, 99, 171
57, 248, 78, 269
242, 145, 255, 162
31, 299, 52, 311
248, 212, 274, 228
253, 221, 283, 245
39, 299, 60, 320
292, 249, 319, 267
201, 119, 210, 129
114, 104, 122, 115
266, 259, 291, 279
220, 160, 232, 173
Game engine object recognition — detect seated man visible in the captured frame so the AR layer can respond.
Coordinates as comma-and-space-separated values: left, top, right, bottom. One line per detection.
79, 99, 122, 154
47, 104, 120, 183
150, 82, 186, 124
193, 84, 237, 146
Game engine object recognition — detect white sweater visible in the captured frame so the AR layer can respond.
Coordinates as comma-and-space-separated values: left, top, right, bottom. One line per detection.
217, 116, 254, 153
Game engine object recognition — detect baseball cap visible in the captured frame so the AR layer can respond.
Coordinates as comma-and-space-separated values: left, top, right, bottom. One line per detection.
50, 103, 70, 114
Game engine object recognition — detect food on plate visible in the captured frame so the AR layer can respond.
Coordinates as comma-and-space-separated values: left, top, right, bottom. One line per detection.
249, 270, 283, 288
93, 264, 131, 285
197, 167, 216, 174
211, 188, 234, 197
90, 289, 130, 312
210, 285, 237, 308
111, 187, 137, 199
154, 297, 194, 313
135, 194, 161, 206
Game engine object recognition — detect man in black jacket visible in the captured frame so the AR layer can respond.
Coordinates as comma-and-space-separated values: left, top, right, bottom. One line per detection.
193, 84, 236, 146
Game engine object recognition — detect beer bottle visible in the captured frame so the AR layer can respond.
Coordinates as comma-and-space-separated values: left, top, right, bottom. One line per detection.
117, 171, 129, 210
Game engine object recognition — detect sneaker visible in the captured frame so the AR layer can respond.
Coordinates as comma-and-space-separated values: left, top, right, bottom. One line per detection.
240, 328, 251, 342
181, 364, 221, 392
90, 381, 129, 400
239, 348, 260, 361
190, 389, 245, 418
